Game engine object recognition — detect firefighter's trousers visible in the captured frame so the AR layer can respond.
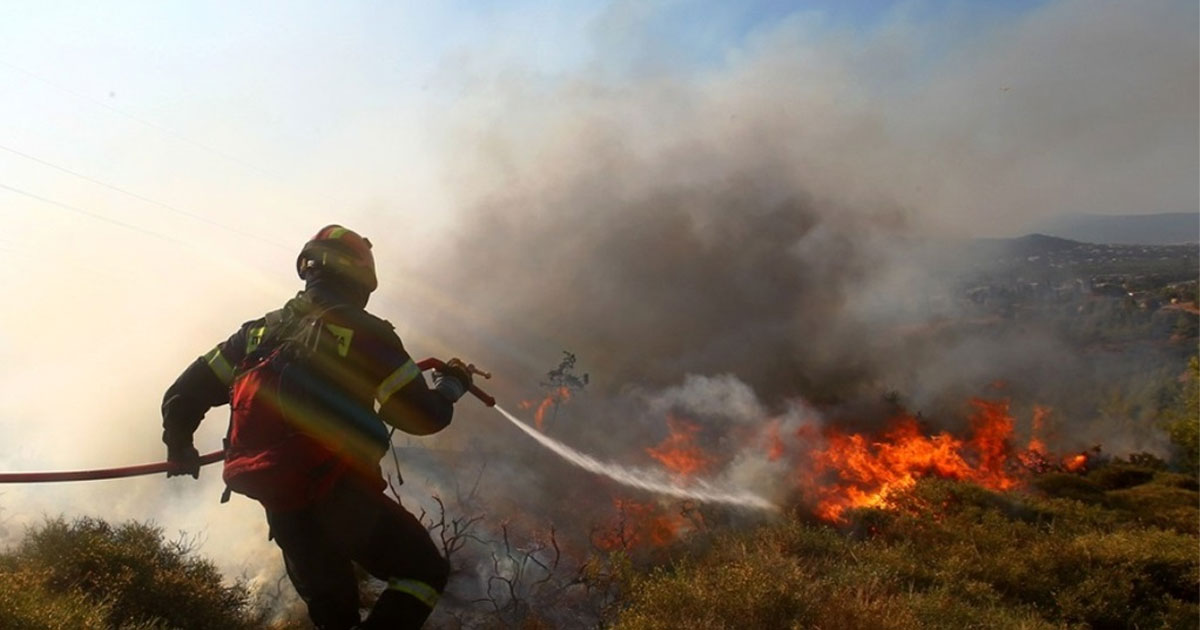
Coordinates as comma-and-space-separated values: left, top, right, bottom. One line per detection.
266, 476, 450, 630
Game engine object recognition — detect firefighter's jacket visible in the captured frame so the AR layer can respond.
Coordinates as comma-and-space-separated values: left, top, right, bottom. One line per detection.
161, 288, 453, 476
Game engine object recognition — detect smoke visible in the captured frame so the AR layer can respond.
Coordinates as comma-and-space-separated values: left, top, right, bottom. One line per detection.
417, 0, 1196, 411
1, 0, 1194, 625
388, 7, 1197, 587
387, 10, 1195, 622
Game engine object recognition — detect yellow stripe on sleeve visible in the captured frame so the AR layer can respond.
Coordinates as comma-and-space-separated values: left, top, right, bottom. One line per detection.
203, 347, 234, 386
376, 360, 421, 406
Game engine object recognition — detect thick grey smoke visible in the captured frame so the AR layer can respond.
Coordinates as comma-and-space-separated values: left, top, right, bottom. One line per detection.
368, 9, 1199, 623
411, 0, 1196, 419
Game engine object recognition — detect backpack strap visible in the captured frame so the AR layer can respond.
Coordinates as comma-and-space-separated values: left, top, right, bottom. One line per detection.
219, 301, 349, 504
221, 307, 292, 504
242, 308, 293, 369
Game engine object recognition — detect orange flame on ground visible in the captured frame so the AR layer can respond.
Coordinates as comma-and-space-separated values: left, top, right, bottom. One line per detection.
1063, 453, 1089, 472
765, 419, 785, 462
596, 499, 690, 551
645, 415, 714, 479
593, 416, 717, 551
968, 399, 1019, 490
1027, 404, 1051, 454
802, 399, 1030, 523
1018, 405, 1056, 472
591, 395, 1090, 543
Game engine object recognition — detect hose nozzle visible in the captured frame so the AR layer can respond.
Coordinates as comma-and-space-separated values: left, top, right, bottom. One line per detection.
416, 358, 496, 407
467, 364, 492, 380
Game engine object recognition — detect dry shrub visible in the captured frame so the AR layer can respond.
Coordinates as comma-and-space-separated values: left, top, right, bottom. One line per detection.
1, 517, 262, 630
611, 475, 1199, 630
0, 567, 121, 630
1087, 463, 1157, 490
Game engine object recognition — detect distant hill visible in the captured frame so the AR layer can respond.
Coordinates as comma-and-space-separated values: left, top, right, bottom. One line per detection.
967, 233, 1081, 260
958, 232, 1198, 283
1029, 212, 1198, 245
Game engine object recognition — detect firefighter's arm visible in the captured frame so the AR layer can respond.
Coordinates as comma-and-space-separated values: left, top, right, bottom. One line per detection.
375, 356, 457, 436
161, 327, 248, 475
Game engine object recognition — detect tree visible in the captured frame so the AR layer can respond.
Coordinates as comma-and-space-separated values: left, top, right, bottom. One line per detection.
537, 351, 589, 429
1162, 356, 1199, 473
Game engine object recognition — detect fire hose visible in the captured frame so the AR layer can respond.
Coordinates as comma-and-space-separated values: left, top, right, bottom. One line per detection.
0, 358, 494, 484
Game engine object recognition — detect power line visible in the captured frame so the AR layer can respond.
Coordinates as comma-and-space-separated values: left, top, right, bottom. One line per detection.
0, 142, 289, 251
0, 58, 341, 211
0, 181, 181, 245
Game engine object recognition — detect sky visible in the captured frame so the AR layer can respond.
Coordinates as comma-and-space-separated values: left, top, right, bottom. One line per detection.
0, 0, 1196, 606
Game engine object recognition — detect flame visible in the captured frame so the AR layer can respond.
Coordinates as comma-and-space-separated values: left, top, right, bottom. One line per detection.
596, 499, 689, 551
968, 399, 1019, 490
1018, 405, 1054, 471
1026, 404, 1051, 454
802, 399, 1029, 523
1063, 452, 1089, 472
766, 419, 785, 462
645, 415, 713, 479
518, 386, 572, 431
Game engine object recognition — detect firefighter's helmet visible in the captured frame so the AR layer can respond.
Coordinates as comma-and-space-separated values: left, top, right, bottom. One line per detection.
296, 225, 378, 293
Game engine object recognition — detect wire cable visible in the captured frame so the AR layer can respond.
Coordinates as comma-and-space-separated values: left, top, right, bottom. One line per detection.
0, 142, 289, 250
0, 58, 342, 211
0, 181, 182, 244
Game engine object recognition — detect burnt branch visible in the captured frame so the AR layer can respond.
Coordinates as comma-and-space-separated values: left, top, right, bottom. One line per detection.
420, 495, 485, 568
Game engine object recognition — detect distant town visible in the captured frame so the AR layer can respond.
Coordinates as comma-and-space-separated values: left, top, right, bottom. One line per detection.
959, 234, 1198, 343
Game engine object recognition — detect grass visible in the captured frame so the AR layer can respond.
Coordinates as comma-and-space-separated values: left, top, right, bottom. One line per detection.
611, 464, 1199, 630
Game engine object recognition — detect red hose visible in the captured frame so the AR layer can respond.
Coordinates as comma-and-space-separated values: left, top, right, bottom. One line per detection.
0, 357, 494, 484
0, 450, 226, 484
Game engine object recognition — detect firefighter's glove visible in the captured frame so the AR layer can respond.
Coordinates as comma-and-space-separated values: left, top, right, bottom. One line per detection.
166, 442, 201, 479
434, 358, 473, 403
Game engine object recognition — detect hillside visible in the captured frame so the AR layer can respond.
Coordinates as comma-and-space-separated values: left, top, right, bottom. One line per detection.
1026, 212, 1199, 246
964, 233, 1198, 283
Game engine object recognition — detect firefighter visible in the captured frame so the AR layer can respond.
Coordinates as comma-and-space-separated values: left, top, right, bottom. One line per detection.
161, 225, 470, 629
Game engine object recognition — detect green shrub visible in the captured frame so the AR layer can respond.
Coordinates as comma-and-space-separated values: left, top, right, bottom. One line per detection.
1054, 529, 1199, 628
1154, 471, 1200, 491
1087, 463, 1157, 490
1030, 473, 1109, 506
1162, 356, 1200, 473
1108, 482, 1200, 535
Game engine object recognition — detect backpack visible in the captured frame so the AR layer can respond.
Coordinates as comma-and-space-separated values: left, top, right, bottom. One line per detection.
221, 302, 383, 510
